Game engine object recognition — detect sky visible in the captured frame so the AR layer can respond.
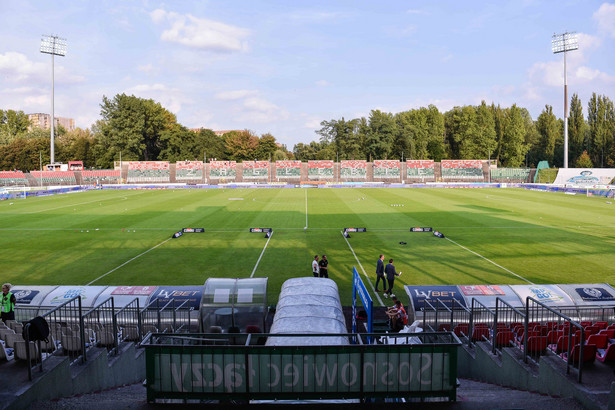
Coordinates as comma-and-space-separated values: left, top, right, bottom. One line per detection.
0, 1, 614, 148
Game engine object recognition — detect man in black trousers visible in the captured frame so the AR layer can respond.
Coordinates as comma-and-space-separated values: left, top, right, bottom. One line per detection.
375, 254, 385, 292
384, 259, 400, 298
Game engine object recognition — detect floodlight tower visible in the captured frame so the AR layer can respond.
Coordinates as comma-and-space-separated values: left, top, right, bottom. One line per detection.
40, 35, 67, 165
551, 31, 578, 169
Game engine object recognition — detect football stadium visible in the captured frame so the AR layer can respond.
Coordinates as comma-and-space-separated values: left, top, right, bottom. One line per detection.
1, 162, 615, 408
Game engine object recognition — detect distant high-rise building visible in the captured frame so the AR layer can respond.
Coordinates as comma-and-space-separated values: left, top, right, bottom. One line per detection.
27, 113, 75, 132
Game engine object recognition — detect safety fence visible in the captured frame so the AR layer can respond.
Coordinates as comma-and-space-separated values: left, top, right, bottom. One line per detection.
143, 332, 461, 403
421, 296, 615, 383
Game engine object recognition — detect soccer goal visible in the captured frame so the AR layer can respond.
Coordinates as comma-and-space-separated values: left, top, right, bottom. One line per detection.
5, 185, 28, 199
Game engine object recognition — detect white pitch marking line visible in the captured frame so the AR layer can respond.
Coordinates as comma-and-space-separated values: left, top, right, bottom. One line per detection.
445, 237, 534, 285
305, 189, 308, 229
341, 230, 384, 307
86, 238, 172, 285
250, 231, 273, 278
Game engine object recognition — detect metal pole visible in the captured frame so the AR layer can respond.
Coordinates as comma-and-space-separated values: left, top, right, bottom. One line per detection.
50, 51, 55, 164
564, 47, 568, 168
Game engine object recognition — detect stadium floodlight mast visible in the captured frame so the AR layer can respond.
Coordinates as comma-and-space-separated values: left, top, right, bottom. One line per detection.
40, 34, 67, 165
551, 31, 578, 169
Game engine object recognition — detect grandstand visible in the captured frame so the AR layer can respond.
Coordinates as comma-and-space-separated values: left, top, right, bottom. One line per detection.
406, 160, 436, 181
0, 171, 29, 187
81, 170, 121, 184
340, 160, 367, 179
441, 160, 484, 180
242, 161, 269, 179
275, 160, 301, 179
490, 168, 531, 182
30, 171, 77, 185
175, 161, 204, 182
126, 161, 170, 183
208, 161, 236, 179
307, 160, 334, 179
373, 160, 401, 179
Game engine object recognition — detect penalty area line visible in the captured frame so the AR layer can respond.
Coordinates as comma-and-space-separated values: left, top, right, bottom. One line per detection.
445, 237, 534, 285
250, 231, 274, 278
341, 231, 384, 307
86, 238, 172, 285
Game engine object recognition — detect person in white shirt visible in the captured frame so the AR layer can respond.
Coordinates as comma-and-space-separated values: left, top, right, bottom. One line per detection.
312, 255, 319, 277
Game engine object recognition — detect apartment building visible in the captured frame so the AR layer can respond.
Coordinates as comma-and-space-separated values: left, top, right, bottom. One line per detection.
27, 113, 76, 132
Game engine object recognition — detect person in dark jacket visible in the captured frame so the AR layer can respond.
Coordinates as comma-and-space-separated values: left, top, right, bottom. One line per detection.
318, 255, 328, 278
384, 259, 400, 297
375, 254, 385, 292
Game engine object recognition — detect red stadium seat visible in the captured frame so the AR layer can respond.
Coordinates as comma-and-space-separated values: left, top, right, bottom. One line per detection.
580, 321, 592, 327
566, 344, 597, 364
438, 323, 452, 332
495, 331, 514, 347
586, 334, 608, 349
547, 330, 563, 344
598, 328, 615, 338
552, 335, 577, 354
526, 336, 548, 353
596, 344, 615, 363
594, 321, 608, 330
584, 325, 600, 336
472, 327, 490, 342
454, 323, 469, 337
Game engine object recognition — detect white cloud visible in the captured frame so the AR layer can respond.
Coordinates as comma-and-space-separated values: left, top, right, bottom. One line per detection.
441, 54, 453, 63
406, 9, 427, 15
594, 3, 615, 37
214, 89, 258, 100
137, 63, 155, 73
0, 52, 84, 85
575, 66, 615, 83
240, 97, 289, 123
315, 80, 330, 87
150, 8, 249, 52
304, 117, 322, 128
124, 83, 191, 114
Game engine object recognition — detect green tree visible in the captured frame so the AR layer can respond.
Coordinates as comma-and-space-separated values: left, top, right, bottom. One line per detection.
575, 150, 593, 168
588, 93, 611, 167
536, 105, 559, 164
96, 94, 177, 168
0, 109, 30, 145
365, 110, 396, 160
425, 105, 445, 161
56, 128, 97, 168
195, 129, 226, 161
444, 106, 479, 159
568, 93, 587, 164
254, 133, 278, 160
499, 104, 527, 166
159, 125, 198, 162
474, 101, 497, 158
225, 130, 259, 161
0, 137, 49, 171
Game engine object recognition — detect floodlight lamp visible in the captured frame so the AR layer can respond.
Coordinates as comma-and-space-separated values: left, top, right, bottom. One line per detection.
40, 35, 67, 56
552, 32, 578, 54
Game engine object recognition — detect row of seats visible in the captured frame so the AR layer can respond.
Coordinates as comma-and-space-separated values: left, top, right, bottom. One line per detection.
441, 168, 483, 178
490, 168, 531, 180
126, 169, 171, 182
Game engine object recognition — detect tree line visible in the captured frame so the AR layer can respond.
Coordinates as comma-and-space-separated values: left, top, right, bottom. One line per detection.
1, 92, 613, 171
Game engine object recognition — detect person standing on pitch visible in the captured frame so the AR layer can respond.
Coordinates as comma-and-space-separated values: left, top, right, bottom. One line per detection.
312, 255, 320, 277
384, 259, 400, 298
319, 254, 329, 278
375, 254, 385, 292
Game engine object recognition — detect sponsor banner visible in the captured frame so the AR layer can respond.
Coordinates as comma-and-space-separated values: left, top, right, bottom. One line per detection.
41, 286, 108, 308
95, 286, 158, 308
458, 285, 523, 308
111, 286, 158, 296
209, 161, 237, 179
152, 349, 453, 394
553, 168, 615, 186
345, 227, 367, 232
183, 228, 205, 233
250, 228, 273, 233
557, 283, 615, 305
441, 160, 482, 169
459, 285, 505, 296
149, 286, 203, 310
410, 227, 433, 232
353, 266, 373, 334
11, 286, 58, 306
373, 160, 401, 178
405, 285, 466, 313
510, 285, 574, 306
340, 160, 367, 179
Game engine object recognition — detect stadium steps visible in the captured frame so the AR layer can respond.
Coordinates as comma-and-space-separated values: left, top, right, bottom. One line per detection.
170, 163, 176, 183
0, 341, 144, 410
24, 173, 38, 187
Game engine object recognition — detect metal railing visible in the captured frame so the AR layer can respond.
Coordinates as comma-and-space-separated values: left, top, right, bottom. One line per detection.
493, 298, 525, 354
82, 298, 117, 358
140, 298, 191, 335
23, 296, 82, 380
116, 298, 142, 343
526, 297, 586, 382
469, 299, 495, 347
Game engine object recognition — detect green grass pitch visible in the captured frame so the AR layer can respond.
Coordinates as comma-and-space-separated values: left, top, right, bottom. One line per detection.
1, 187, 614, 306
